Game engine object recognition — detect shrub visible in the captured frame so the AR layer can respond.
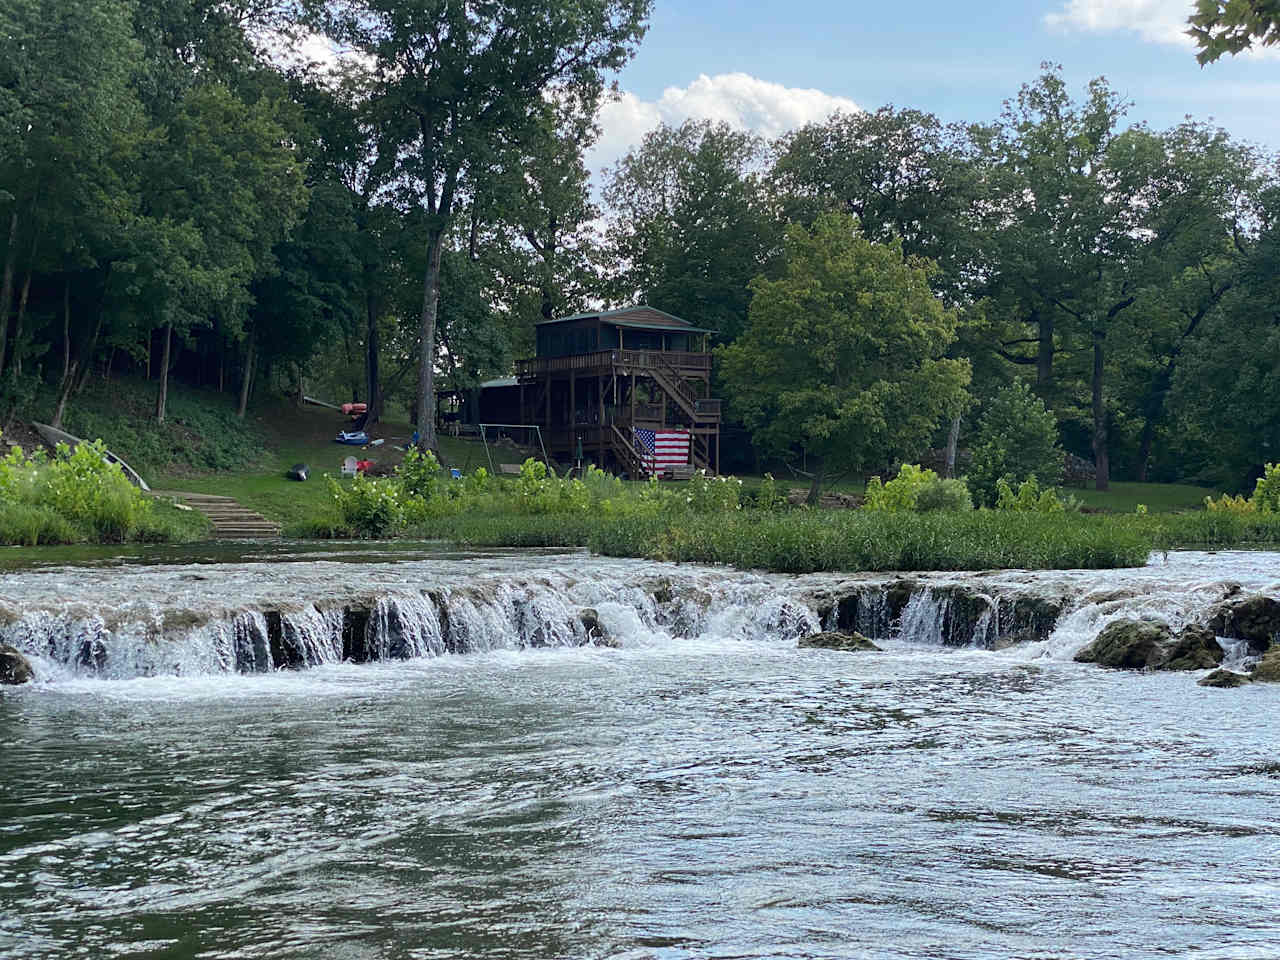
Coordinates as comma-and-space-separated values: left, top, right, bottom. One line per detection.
684, 469, 742, 513
754, 473, 787, 511
994, 476, 1064, 513
0, 433, 200, 545
1250, 462, 1280, 513
512, 458, 589, 515
967, 380, 1063, 506
1205, 493, 1254, 514
581, 464, 624, 501
396, 447, 442, 500
464, 466, 492, 496
327, 474, 404, 537
915, 477, 974, 513
864, 464, 939, 511
39, 440, 152, 541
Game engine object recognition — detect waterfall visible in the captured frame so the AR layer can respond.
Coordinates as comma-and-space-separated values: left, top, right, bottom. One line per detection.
2, 551, 1276, 683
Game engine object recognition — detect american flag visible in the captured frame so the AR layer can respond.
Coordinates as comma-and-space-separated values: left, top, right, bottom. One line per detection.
633, 428, 690, 476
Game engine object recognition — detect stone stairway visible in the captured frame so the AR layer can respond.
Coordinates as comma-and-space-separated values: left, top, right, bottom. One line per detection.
151, 491, 282, 539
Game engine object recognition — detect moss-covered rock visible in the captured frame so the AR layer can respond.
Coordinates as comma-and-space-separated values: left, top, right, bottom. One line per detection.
1251, 647, 1280, 683
0, 644, 33, 685
1074, 619, 1173, 669
1209, 595, 1280, 652
798, 631, 881, 652
1161, 625, 1225, 671
1199, 668, 1252, 688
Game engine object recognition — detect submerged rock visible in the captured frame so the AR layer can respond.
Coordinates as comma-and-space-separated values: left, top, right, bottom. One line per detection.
1199, 668, 1252, 688
1074, 619, 1173, 669
0, 644, 34, 685
1209, 595, 1280, 652
798, 631, 881, 652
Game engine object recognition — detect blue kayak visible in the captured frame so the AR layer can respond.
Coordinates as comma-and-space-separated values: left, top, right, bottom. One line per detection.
334, 431, 369, 445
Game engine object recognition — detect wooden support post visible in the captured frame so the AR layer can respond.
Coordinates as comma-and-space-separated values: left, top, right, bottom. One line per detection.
570, 370, 575, 428
545, 375, 551, 426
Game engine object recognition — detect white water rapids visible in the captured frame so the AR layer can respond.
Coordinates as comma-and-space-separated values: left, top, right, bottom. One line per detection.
2, 547, 1276, 683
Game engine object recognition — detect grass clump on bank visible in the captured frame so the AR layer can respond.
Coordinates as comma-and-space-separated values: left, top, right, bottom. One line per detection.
0, 437, 208, 546
293, 456, 1167, 572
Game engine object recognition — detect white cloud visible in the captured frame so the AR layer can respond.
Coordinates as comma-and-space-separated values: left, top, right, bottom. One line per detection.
590, 72, 859, 174
1044, 0, 1196, 46
1043, 0, 1277, 56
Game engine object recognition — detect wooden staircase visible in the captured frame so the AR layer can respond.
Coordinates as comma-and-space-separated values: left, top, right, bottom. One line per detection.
151, 491, 281, 540
649, 354, 720, 425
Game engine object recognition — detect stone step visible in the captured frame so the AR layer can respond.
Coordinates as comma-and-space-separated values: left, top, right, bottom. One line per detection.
150, 490, 281, 540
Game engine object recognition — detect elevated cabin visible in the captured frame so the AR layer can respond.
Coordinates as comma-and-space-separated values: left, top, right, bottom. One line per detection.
504, 306, 722, 476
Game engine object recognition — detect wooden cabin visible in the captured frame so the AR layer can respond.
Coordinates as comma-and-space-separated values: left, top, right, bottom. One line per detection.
510, 306, 722, 476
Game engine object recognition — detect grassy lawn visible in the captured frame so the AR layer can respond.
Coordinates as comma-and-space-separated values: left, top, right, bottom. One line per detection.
151, 401, 500, 528
1066, 481, 1220, 513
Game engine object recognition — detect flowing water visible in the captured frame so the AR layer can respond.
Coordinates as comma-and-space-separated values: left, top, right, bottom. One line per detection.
2, 545, 1279, 959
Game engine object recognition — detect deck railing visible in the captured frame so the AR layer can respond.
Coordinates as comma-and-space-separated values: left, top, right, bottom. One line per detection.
516, 349, 712, 379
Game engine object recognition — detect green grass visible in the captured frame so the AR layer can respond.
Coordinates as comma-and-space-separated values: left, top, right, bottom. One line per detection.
733, 474, 1219, 513
151, 401, 501, 528
41, 377, 271, 475
397, 508, 1151, 572
1068, 481, 1220, 513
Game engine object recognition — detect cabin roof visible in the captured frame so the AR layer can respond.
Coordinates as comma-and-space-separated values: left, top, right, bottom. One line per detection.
536, 305, 713, 334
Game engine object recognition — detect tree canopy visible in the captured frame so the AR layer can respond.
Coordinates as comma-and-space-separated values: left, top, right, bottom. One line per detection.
1189, 0, 1280, 63
718, 213, 970, 501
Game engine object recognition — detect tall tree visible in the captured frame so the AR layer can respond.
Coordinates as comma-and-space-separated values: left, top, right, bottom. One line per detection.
317, 0, 649, 452
0, 0, 141, 379
481, 91, 603, 351
719, 212, 970, 503
605, 119, 778, 343
771, 106, 981, 298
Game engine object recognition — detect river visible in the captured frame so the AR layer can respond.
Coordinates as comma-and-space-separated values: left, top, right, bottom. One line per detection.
2, 545, 1278, 958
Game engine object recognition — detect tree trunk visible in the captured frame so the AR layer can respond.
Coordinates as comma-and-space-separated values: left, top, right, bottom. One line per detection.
415, 229, 446, 452
155, 323, 172, 424
1091, 328, 1109, 491
0, 210, 17, 376
805, 456, 824, 505
60, 277, 71, 383
11, 265, 32, 375
365, 289, 381, 427
1135, 417, 1156, 484
73, 271, 109, 395
237, 329, 255, 419
51, 361, 77, 430
944, 414, 962, 479
1036, 310, 1054, 392
293, 362, 304, 407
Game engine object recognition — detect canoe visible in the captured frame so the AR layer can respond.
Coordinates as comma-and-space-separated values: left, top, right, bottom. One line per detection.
31, 422, 151, 491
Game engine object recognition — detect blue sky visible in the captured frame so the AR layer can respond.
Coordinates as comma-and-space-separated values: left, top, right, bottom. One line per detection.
588, 0, 1279, 173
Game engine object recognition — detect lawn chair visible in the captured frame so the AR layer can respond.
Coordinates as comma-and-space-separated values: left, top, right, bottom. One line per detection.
341, 455, 358, 478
